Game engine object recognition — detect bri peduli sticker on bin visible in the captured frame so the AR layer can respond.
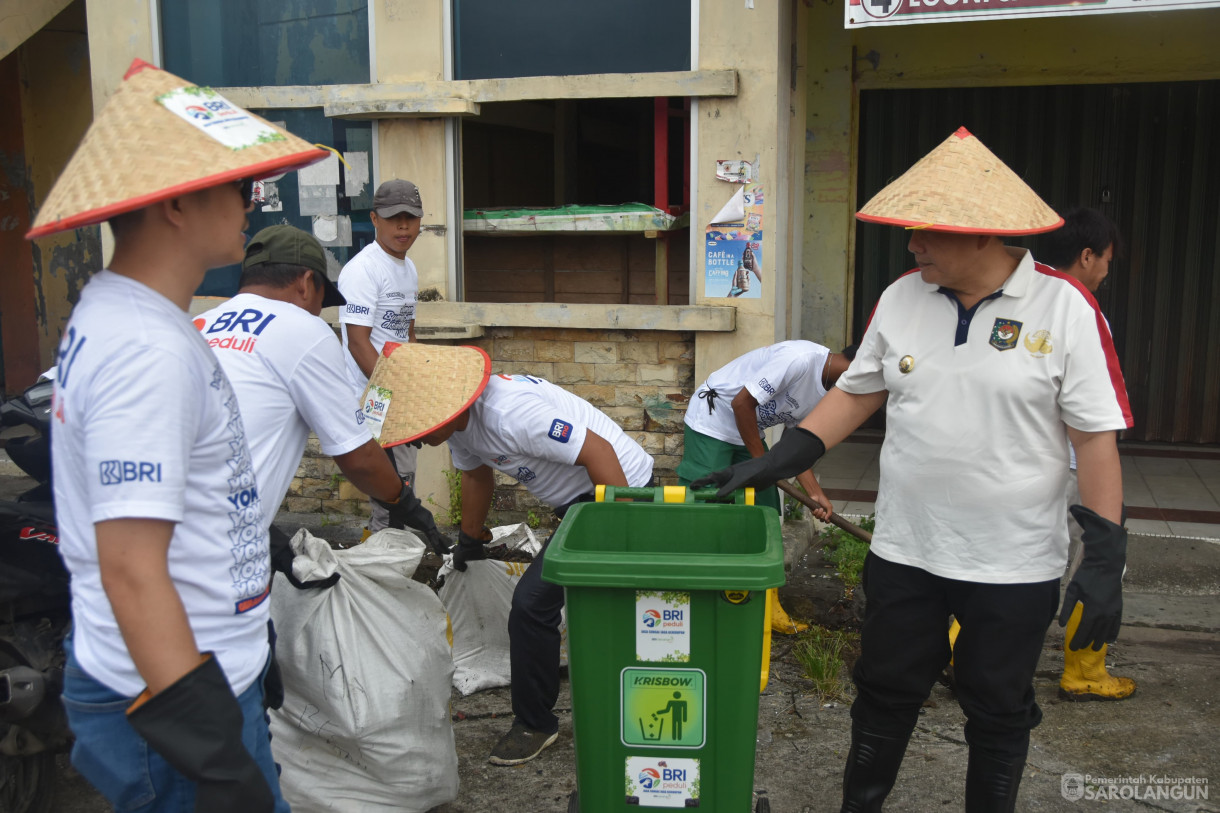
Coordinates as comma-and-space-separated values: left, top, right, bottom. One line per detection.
621, 667, 706, 749
636, 590, 691, 663
625, 756, 700, 808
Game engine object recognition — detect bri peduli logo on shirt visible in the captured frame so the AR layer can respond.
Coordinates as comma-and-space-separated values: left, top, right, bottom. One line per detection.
194, 309, 278, 354
548, 419, 573, 443
99, 460, 162, 485
493, 454, 511, 465
345, 304, 370, 315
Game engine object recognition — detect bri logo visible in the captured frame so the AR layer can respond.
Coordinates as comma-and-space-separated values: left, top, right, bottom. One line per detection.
100, 460, 162, 486
548, 419, 573, 443
642, 609, 662, 628
638, 768, 661, 790
345, 304, 370, 315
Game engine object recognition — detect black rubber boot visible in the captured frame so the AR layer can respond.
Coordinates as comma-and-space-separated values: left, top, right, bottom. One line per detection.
964, 748, 1024, 813
840, 724, 912, 813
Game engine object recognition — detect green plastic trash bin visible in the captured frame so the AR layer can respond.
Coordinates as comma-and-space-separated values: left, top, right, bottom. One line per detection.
543, 486, 785, 812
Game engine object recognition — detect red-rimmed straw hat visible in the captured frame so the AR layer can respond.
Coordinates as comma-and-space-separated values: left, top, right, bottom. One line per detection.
26, 59, 328, 239
856, 127, 1062, 235
361, 343, 492, 448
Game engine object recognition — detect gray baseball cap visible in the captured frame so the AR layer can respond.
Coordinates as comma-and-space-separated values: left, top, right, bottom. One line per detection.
373, 179, 423, 218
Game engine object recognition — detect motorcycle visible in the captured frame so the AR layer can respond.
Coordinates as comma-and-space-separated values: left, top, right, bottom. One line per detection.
0, 377, 70, 813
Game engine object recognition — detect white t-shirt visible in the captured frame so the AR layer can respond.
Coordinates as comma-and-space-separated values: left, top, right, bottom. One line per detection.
195, 293, 371, 513
336, 240, 418, 389
685, 340, 832, 444
837, 249, 1132, 584
447, 374, 654, 507
51, 272, 270, 697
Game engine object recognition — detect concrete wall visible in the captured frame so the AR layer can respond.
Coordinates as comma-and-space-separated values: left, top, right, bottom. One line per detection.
801, 5, 1220, 348
0, 0, 94, 391
693, 0, 804, 383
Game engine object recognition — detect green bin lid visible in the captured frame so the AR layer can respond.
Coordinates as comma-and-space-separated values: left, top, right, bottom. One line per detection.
542, 501, 785, 591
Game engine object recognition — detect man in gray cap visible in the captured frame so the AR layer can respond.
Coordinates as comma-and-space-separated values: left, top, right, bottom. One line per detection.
197, 225, 450, 558
337, 179, 426, 535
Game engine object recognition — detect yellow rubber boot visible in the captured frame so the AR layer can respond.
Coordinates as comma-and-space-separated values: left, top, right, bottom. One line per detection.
948, 618, 961, 666
1059, 602, 1137, 702
360, 527, 373, 542
768, 588, 809, 634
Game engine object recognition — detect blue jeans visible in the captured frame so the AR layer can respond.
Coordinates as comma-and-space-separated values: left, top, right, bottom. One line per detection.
61, 636, 289, 812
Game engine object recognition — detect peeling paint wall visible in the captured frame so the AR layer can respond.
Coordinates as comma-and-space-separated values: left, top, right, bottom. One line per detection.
21, 1, 96, 371
693, 0, 803, 384
801, 5, 1220, 349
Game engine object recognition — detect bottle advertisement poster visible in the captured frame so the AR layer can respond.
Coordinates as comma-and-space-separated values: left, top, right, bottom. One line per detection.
705, 183, 764, 299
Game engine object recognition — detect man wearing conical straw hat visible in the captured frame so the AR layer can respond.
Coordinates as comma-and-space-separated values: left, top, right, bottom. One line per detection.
27, 59, 332, 812
362, 343, 654, 766
693, 128, 1133, 811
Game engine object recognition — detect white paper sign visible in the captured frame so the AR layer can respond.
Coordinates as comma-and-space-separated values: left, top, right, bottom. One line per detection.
636, 591, 690, 663
360, 385, 392, 440
626, 757, 700, 808
157, 87, 284, 151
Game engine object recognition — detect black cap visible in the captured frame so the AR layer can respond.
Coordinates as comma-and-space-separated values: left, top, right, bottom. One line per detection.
243, 225, 345, 308
372, 179, 424, 218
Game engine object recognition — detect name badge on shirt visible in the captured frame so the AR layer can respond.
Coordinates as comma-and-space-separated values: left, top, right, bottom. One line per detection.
361, 385, 393, 439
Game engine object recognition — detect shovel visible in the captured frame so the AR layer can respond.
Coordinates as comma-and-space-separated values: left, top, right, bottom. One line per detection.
776, 480, 872, 543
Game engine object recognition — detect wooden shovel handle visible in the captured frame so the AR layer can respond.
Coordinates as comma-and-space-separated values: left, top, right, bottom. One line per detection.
776, 480, 873, 543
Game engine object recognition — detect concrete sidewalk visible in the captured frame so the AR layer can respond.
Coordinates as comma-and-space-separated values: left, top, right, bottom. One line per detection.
429, 526, 1220, 813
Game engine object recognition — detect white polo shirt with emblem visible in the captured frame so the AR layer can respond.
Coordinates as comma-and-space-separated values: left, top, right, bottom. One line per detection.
837, 248, 1132, 584
685, 340, 832, 444
446, 374, 654, 508
195, 293, 371, 514
336, 240, 418, 390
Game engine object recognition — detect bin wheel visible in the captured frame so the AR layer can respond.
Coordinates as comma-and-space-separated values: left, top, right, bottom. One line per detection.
754, 790, 770, 813
567, 789, 579, 813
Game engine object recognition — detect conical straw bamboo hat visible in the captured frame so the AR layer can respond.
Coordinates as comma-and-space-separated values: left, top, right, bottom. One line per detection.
856, 127, 1062, 235
27, 59, 328, 239
361, 343, 492, 448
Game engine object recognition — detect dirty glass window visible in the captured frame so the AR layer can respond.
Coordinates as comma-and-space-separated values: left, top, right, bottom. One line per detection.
453, 0, 690, 80
160, 2, 374, 296
160, 0, 369, 87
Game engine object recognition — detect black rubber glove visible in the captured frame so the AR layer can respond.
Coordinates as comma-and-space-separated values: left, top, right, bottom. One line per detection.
1058, 505, 1127, 651
268, 524, 339, 590
127, 654, 275, 813
376, 483, 453, 556
451, 528, 492, 572
689, 427, 827, 499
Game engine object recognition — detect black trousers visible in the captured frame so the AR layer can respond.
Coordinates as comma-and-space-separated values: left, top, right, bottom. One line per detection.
508, 532, 564, 733
851, 552, 1059, 760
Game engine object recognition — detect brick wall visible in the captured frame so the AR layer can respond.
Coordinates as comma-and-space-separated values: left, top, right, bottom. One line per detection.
281, 327, 695, 524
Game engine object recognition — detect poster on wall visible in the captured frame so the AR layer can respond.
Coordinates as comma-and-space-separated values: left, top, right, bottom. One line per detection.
846, 0, 1220, 27
704, 184, 764, 299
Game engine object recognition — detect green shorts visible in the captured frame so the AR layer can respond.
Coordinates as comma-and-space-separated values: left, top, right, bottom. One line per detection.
675, 425, 780, 513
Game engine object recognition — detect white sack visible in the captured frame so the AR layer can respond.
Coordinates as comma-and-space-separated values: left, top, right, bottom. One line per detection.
438, 523, 566, 696
269, 528, 457, 812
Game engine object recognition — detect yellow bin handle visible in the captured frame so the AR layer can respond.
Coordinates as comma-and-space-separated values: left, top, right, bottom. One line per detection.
592, 485, 773, 694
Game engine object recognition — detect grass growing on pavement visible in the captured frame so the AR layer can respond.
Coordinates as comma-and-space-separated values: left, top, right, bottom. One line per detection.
821, 515, 874, 589
792, 625, 855, 702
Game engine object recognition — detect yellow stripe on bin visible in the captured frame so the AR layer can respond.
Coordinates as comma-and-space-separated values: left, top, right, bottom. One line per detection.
663, 485, 687, 503
595, 484, 606, 503
761, 590, 773, 693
